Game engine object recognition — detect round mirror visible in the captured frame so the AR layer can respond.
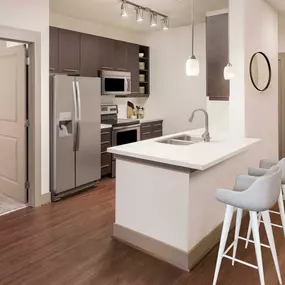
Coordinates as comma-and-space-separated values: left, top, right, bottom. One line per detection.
249, 52, 271, 91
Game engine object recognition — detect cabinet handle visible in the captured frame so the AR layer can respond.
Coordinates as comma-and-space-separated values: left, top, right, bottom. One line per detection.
142, 125, 151, 128
102, 66, 113, 70
153, 123, 162, 127
63, 68, 79, 73
101, 141, 110, 145
115, 68, 127, 71
49, 68, 55, 71
154, 130, 162, 133
101, 132, 110, 135
142, 132, 151, 135
101, 164, 110, 169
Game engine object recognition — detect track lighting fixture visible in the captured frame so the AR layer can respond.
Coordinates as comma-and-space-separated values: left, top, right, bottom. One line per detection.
136, 7, 144, 22
120, 1, 169, 30
121, 0, 128, 18
150, 13, 157, 27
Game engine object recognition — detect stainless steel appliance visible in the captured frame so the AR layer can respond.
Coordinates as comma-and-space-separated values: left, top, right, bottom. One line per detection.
101, 104, 140, 177
50, 74, 101, 201
101, 70, 131, 96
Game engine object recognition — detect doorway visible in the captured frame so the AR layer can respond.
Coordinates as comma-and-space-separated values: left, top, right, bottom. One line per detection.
0, 40, 28, 215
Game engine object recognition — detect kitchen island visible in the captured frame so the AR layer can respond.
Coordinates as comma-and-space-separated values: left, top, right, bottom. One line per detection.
108, 129, 260, 271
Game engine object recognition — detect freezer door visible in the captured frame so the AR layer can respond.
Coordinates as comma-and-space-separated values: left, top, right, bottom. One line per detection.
51, 75, 76, 193
75, 77, 101, 186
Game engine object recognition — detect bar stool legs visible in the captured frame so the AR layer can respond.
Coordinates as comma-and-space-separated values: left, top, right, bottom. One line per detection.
213, 205, 234, 285
213, 208, 282, 285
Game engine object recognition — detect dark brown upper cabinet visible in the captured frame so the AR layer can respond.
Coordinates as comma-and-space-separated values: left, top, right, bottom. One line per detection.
49, 27, 59, 72
80, 34, 101, 77
58, 29, 81, 74
99, 37, 115, 70
127, 43, 139, 94
114, 41, 128, 70
206, 13, 229, 101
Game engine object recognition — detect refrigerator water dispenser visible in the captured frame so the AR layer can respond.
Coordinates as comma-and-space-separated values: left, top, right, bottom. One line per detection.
59, 112, 72, 137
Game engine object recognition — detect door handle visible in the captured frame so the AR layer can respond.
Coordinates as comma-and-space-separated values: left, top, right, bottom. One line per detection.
72, 81, 78, 151
75, 81, 82, 151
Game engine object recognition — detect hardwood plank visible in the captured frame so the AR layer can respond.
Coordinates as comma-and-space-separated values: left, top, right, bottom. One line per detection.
0, 178, 284, 285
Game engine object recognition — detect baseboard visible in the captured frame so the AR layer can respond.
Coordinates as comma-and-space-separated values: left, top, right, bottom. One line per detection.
113, 219, 237, 271
40, 192, 51, 205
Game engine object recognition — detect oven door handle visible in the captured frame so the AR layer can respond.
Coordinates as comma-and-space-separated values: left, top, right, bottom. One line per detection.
113, 124, 141, 131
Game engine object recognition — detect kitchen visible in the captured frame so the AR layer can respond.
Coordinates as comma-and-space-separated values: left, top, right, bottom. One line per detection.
0, 0, 281, 283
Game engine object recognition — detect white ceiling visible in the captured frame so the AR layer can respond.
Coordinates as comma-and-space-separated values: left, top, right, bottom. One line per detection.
266, 0, 285, 13
50, 0, 229, 33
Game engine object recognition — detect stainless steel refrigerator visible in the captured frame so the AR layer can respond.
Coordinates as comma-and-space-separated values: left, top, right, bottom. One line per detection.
50, 74, 101, 201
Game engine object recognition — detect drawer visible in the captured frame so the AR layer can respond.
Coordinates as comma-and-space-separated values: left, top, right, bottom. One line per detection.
101, 164, 112, 177
101, 131, 111, 144
141, 131, 152, 141
101, 152, 111, 167
152, 129, 163, 138
141, 123, 152, 134
152, 121, 163, 131
101, 141, 111, 152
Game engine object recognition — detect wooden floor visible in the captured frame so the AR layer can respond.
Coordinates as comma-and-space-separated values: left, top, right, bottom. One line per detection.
1, 178, 285, 285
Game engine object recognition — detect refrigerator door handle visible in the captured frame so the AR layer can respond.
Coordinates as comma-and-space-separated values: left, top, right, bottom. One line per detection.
72, 80, 79, 151
75, 81, 82, 151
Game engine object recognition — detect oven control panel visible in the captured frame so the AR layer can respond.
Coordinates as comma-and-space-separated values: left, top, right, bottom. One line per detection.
101, 104, 118, 115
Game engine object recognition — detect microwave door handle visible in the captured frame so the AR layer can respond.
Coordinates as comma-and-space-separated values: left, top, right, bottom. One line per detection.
127, 78, 131, 93
75, 81, 82, 151
72, 81, 78, 151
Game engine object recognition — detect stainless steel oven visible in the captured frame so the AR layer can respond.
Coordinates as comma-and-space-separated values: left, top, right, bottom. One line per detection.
101, 70, 131, 96
112, 124, 140, 177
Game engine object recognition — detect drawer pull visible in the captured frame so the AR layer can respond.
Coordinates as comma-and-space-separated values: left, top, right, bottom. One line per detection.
63, 68, 79, 72
142, 125, 151, 128
101, 132, 110, 135
101, 141, 110, 145
153, 123, 162, 127
101, 164, 110, 169
154, 130, 162, 133
49, 68, 55, 71
142, 132, 151, 135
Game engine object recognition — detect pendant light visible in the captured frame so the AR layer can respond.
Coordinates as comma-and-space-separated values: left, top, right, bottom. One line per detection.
150, 12, 158, 27
136, 7, 144, 22
224, 8, 235, 80
186, 0, 199, 76
162, 17, 169, 31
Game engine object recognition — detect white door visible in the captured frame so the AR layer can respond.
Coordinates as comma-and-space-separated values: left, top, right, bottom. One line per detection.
0, 45, 27, 203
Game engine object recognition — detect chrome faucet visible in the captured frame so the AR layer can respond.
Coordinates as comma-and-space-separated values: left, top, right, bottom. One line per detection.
189, 108, 211, 142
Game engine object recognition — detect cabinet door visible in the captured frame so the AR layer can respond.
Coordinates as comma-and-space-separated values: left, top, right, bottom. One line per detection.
49, 27, 59, 72
58, 29, 81, 74
206, 13, 229, 100
80, 34, 101, 77
99, 37, 114, 70
127, 43, 139, 94
114, 41, 128, 70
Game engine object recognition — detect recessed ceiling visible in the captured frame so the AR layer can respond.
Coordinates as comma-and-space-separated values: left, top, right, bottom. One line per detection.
50, 0, 228, 33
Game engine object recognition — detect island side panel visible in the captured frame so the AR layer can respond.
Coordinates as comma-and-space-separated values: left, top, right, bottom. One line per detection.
114, 157, 190, 252
186, 143, 261, 268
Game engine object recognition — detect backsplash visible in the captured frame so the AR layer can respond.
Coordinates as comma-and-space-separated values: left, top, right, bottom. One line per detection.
101, 96, 148, 119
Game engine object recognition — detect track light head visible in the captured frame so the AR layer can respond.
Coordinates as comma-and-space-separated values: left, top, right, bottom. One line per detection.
162, 17, 169, 31
136, 7, 144, 22
121, 1, 128, 17
150, 12, 157, 27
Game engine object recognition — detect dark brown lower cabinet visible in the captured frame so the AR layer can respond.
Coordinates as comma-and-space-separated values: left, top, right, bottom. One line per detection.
141, 121, 163, 140
101, 128, 112, 177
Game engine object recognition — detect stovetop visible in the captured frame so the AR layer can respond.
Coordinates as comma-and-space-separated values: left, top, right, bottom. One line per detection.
101, 118, 140, 127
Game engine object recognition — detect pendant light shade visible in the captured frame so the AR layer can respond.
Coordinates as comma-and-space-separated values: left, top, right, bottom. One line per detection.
186, 0, 199, 76
186, 55, 200, 76
162, 17, 169, 30
136, 7, 144, 22
150, 13, 157, 27
224, 63, 235, 80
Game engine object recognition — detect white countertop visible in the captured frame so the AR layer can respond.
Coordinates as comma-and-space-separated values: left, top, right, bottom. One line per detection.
101, 124, 112, 130
108, 129, 260, 171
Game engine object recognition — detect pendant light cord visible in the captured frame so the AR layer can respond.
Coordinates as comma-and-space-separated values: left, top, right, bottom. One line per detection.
228, 3, 230, 62
191, 0, 194, 56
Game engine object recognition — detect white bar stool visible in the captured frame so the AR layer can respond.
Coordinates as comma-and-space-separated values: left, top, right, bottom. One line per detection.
244, 158, 285, 248
213, 166, 282, 285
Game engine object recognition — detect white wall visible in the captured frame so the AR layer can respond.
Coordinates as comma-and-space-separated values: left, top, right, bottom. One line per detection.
50, 13, 145, 44
279, 16, 285, 52
142, 25, 206, 135
0, 0, 49, 195
230, 0, 279, 159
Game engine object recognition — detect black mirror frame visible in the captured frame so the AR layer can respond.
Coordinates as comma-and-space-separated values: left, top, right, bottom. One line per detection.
249, 52, 271, 92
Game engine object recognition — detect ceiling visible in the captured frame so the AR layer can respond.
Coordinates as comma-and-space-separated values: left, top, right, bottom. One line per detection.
266, 0, 285, 13
50, 0, 229, 33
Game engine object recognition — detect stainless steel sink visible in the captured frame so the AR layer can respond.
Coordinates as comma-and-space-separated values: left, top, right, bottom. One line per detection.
157, 135, 203, 146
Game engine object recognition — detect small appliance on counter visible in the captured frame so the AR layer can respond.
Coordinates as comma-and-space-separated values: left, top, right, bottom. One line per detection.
127, 101, 145, 119
101, 104, 140, 178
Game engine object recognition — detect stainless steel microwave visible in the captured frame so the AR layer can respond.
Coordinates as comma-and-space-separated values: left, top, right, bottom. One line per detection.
101, 70, 131, 96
